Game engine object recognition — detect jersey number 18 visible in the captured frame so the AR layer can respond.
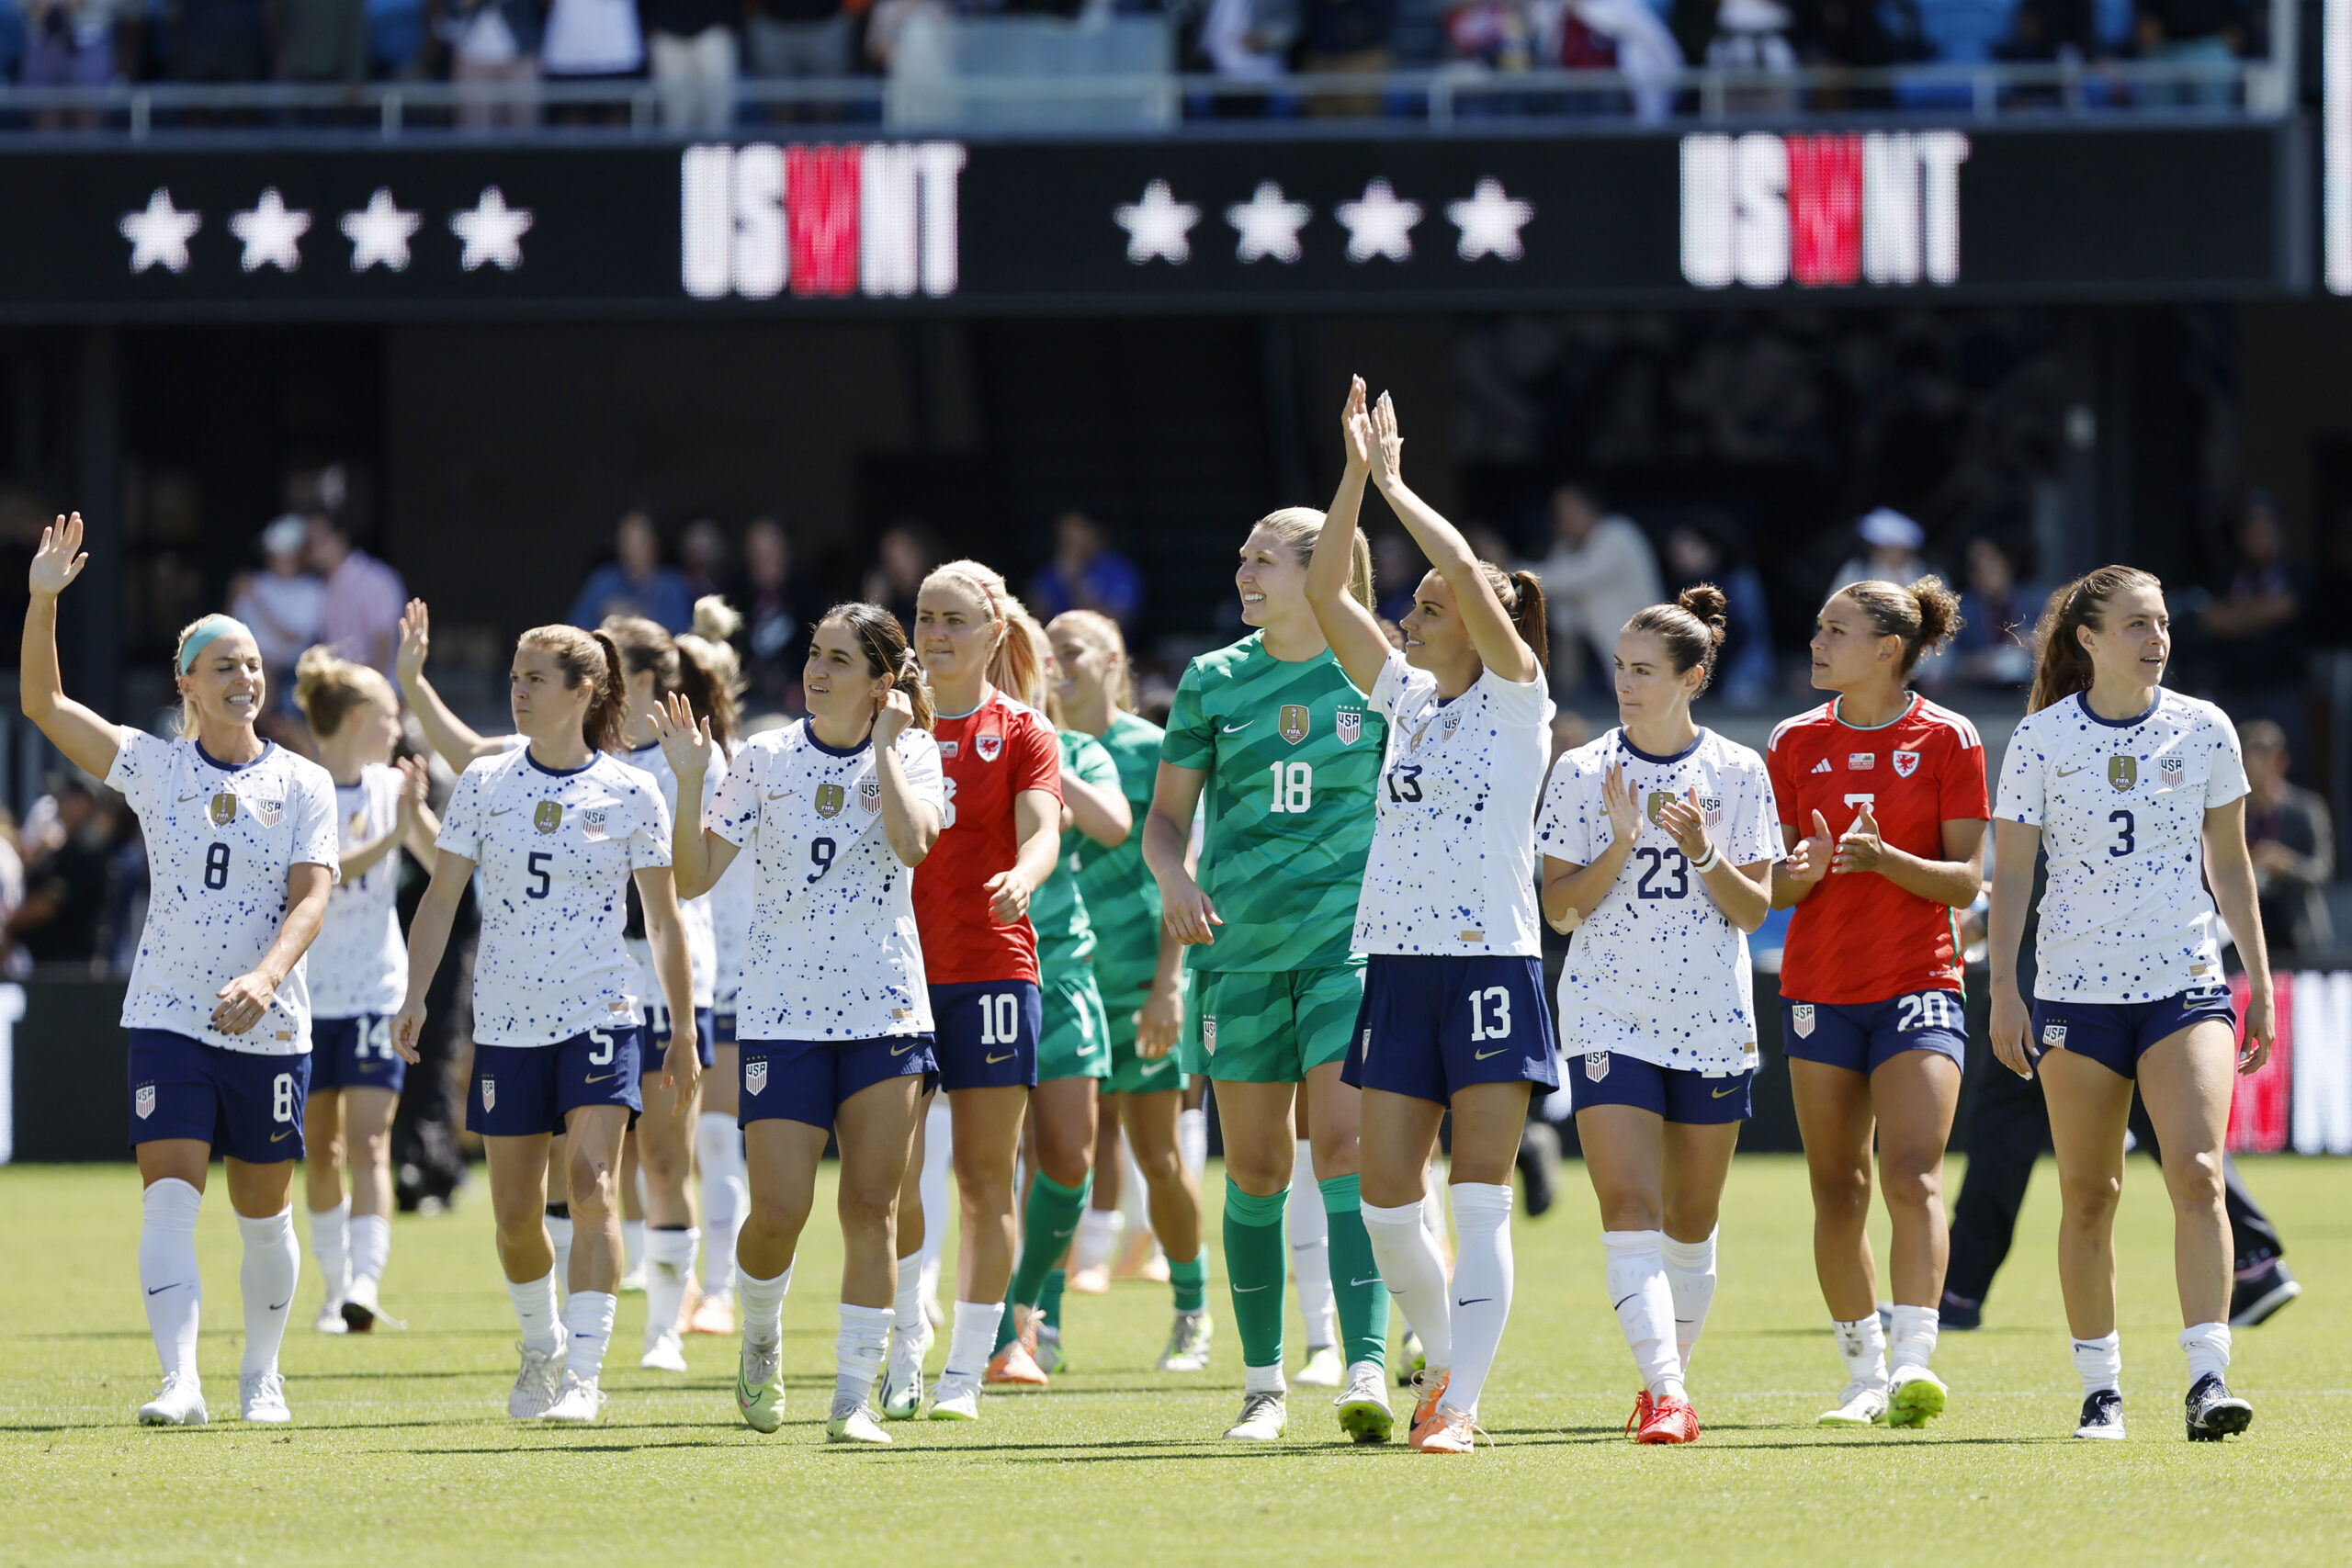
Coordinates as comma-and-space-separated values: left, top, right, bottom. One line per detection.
1267, 761, 1313, 813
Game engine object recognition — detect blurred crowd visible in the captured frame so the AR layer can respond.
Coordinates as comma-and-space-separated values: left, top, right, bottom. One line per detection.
0, 0, 2268, 124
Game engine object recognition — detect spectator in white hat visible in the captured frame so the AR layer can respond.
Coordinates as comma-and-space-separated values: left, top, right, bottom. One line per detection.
1831, 507, 1928, 595
231, 513, 327, 698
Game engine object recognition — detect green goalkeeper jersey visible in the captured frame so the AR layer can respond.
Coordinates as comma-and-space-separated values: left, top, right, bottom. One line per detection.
1159, 633, 1385, 975
1074, 710, 1166, 990
1031, 728, 1119, 972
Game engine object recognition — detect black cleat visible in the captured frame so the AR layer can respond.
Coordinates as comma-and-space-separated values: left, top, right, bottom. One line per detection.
1939, 1290, 1982, 1331
2074, 1388, 2126, 1440
2185, 1373, 2253, 1442
2229, 1260, 2301, 1328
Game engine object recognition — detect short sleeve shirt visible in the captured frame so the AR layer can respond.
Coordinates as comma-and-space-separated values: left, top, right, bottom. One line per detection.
1031, 728, 1119, 973
1073, 710, 1167, 993
912, 686, 1062, 987
307, 762, 409, 1019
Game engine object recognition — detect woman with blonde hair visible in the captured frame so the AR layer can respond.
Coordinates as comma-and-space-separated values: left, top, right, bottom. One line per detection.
290, 647, 438, 1336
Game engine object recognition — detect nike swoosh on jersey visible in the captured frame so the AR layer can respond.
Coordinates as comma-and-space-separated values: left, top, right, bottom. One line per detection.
2055, 766, 2084, 777
1221, 721, 1253, 733
1473, 1047, 1510, 1061
176, 790, 205, 803
584, 1072, 615, 1083
985, 1052, 1013, 1065
489, 806, 516, 816
1137, 1059, 1170, 1076
767, 790, 797, 800
271, 1130, 293, 1142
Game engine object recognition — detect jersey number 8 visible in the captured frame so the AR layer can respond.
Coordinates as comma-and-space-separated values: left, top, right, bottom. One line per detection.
204, 842, 231, 890
1267, 761, 1313, 814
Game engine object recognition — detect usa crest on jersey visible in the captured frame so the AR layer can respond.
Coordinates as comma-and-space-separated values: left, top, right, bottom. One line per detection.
860, 777, 882, 813
745, 1057, 768, 1096
1280, 705, 1309, 744
1336, 708, 1363, 746
135, 1083, 156, 1119
1792, 1003, 1815, 1038
1584, 1051, 1610, 1081
481, 1077, 497, 1111
1700, 795, 1724, 828
1202, 1016, 1217, 1056
251, 795, 285, 828
1893, 750, 1920, 778
580, 807, 609, 841
2159, 754, 2185, 790
2042, 1023, 2068, 1047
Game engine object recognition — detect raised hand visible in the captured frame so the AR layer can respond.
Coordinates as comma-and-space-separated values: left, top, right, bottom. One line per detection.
1832, 801, 1884, 875
876, 687, 916, 747
395, 599, 431, 685
1783, 808, 1835, 885
1367, 390, 1406, 493
1340, 376, 1374, 477
1655, 786, 1713, 863
28, 513, 88, 598
393, 754, 431, 818
1601, 761, 1643, 848
650, 691, 712, 781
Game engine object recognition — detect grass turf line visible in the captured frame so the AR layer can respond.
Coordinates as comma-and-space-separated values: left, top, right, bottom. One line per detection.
2, 1154, 2344, 1567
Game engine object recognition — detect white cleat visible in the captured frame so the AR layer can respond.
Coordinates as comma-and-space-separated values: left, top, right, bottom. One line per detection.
340, 1274, 401, 1333
1293, 1343, 1343, 1388
1817, 1380, 1892, 1427
313, 1299, 349, 1335
640, 1327, 689, 1373
826, 1395, 893, 1444
616, 1263, 648, 1295
540, 1371, 605, 1424
1157, 1309, 1213, 1372
881, 1322, 932, 1419
508, 1337, 568, 1419
1335, 1360, 1395, 1443
1886, 1365, 1949, 1428
239, 1371, 291, 1425
1223, 1389, 1287, 1441
925, 1376, 981, 1421
137, 1372, 209, 1427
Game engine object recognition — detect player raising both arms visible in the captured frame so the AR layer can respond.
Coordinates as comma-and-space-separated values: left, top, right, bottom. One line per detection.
1146, 481, 1394, 1445
24, 518, 339, 1427
292, 649, 439, 1336
1309, 383, 1555, 1454
881, 561, 1064, 1422
1987, 567, 2275, 1442
660, 603, 945, 1443
1048, 608, 1214, 1371
1768, 579, 1985, 1428
1538, 587, 1780, 1446
392, 624, 700, 1426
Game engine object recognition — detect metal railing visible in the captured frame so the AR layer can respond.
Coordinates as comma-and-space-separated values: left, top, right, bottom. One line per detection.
0, 57, 2287, 141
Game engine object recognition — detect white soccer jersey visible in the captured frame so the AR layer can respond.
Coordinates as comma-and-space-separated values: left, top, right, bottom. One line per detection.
616, 742, 719, 1010
106, 730, 341, 1055
1535, 727, 1782, 1073
436, 747, 673, 1047
1352, 652, 1553, 956
307, 763, 408, 1018
1994, 689, 2250, 1002
707, 739, 755, 1015
708, 720, 946, 1041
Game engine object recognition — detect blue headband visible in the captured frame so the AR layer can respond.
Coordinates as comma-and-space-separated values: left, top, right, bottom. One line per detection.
178, 616, 253, 673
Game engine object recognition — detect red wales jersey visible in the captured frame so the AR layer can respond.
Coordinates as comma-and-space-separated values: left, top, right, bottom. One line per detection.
912, 686, 1062, 986
1767, 694, 1988, 1005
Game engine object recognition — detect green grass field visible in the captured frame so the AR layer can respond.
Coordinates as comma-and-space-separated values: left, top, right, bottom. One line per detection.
3, 1154, 2344, 1567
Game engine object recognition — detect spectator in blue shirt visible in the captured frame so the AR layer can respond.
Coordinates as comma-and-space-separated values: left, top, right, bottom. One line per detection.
1029, 511, 1145, 635
571, 509, 695, 634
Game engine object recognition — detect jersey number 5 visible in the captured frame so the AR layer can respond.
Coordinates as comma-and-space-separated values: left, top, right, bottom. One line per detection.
526, 850, 552, 899
1267, 761, 1313, 814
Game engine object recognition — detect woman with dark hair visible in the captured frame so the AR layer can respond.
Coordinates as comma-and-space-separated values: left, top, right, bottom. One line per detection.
1986, 566, 2275, 1442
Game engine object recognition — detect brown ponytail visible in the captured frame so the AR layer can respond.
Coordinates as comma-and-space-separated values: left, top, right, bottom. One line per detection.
518, 624, 628, 753
292, 645, 397, 740
1832, 574, 1964, 676
822, 601, 935, 733
1624, 583, 1729, 694
674, 635, 742, 751
1475, 562, 1550, 671
2027, 565, 2163, 715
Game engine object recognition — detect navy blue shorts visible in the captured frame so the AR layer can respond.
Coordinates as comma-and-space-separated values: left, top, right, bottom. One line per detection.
2031, 987, 2237, 1080
712, 1009, 739, 1048
469, 1027, 644, 1138
1568, 1049, 1753, 1124
128, 1030, 310, 1162
1782, 989, 1966, 1077
643, 1004, 718, 1069
930, 980, 1042, 1093
1341, 953, 1559, 1105
739, 1036, 939, 1131
309, 1014, 408, 1096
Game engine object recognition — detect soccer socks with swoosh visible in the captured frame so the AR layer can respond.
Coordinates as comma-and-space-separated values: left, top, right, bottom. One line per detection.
1603, 1230, 1683, 1402
309, 1196, 350, 1305
565, 1291, 617, 1383
1658, 1228, 1717, 1368
140, 1178, 204, 1382
1224, 1182, 1289, 1377
1320, 1176, 1389, 1370
997, 1169, 1090, 1350
1360, 1199, 1452, 1372
1443, 1183, 1514, 1417
1289, 1140, 1337, 1350
236, 1207, 300, 1378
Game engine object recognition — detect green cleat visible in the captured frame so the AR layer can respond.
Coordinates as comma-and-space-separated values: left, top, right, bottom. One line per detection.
735, 1339, 786, 1434
1335, 1360, 1395, 1444
1885, 1367, 1948, 1428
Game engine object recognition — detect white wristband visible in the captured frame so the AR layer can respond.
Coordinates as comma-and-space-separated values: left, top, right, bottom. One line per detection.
1690, 843, 1722, 874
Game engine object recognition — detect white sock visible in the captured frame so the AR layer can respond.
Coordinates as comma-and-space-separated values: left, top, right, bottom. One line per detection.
547, 1210, 573, 1297
738, 1264, 792, 1350
1889, 1303, 1939, 1376
835, 1303, 894, 1408
1658, 1228, 1717, 1369
1603, 1230, 1684, 1403
2073, 1331, 2121, 1395
349, 1213, 390, 1289
940, 1300, 1002, 1384
308, 1198, 350, 1303
1073, 1207, 1122, 1274
140, 1179, 205, 1381
1443, 1183, 1513, 1417
644, 1226, 698, 1348
892, 1255, 927, 1337
695, 1113, 746, 1295
1119, 1139, 1151, 1240
564, 1291, 617, 1383
1244, 1360, 1286, 1396
1178, 1107, 1207, 1179
1361, 1199, 1453, 1372
2179, 1321, 2230, 1384
622, 1220, 646, 1274
507, 1270, 562, 1356
1419, 1167, 1450, 1252
235, 1208, 300, 1378
1288, 1140, 1335, 1348
1833, 1314, 1889, 1392
916, 1098, 952, 1286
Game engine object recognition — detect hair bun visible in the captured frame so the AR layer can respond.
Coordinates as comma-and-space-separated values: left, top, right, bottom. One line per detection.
692, 594, 742, 643
1678, 583, 1730, 643
1905, 573, 1962, 651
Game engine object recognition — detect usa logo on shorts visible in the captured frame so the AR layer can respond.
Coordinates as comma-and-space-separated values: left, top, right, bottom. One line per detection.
135, 1083, 156, 1120
745, 1058, 768, 1096
1792, 1004, 1815, 1039
2042, 1023, 2068, 1048
1893, 750, 1921, 778
1584, 1051, 1610, 1081
1202, 1017, 1216, 1056
481, 1077, 497, 1111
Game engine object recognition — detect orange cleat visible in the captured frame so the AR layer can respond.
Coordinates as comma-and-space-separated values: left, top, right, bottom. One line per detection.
1407, 1370, 1453, 1450
984, 1308, 1052, 1387
1623, 1392, 1655, 1438
1634, 1394, 1702, 1445
1418, 1408, 1487, 1455
686, 1290, 736, 1337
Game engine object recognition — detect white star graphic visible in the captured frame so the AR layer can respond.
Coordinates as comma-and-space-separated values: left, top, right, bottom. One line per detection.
119, 188, 202, 276
1446, 178, 1534, 263
448, 186, 534, 272
1334, 179, 1423, 265
340, 187, 421, 273
1225, 181, 1313, 265
228, 188, 311, 273
1113, 179, 1200, 265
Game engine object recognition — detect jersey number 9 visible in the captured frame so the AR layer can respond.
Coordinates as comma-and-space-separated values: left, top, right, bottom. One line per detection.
1267, 761, 1313, 814
203, 842, 231, 891
808, 836, 836, 885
